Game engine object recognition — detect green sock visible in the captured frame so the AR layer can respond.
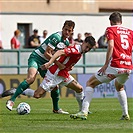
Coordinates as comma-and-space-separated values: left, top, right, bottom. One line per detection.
10, 80, 29, 102
51, 89, 60, 111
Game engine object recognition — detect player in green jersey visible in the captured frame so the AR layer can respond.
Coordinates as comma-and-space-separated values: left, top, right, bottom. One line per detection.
5, 20, 75, 114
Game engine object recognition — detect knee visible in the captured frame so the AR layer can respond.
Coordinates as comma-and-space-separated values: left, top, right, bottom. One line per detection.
26, 77, 35, 84
86, 78, 100, 88
115, 80, 124, 91
76, 87, 83, 93
33, 91, 41, 99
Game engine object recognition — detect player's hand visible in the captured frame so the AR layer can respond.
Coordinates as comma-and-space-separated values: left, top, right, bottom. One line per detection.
41, 63, 50, 70
98, 64, 108, 76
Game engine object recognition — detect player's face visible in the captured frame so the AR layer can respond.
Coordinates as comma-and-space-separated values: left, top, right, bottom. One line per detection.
81, 42, 92, 53
62, 25, 73, 39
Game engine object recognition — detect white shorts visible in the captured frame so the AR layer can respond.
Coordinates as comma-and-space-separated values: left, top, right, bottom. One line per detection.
95, 65, 131, 85
40, 70, 74, 92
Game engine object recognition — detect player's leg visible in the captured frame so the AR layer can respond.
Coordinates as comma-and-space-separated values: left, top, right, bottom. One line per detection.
115, 73, 130, 120
1, 88, 17, 97
6, 67, 38, 111
6, 54, 39, 111
70, 66, 114, 120
39, 67, 69, 114
1, 88, 34, 98
51, 88, 59, 112
66, 79, 83, 111
33, 86, 46, 98
51, 87, 69, 114
70, 75, 101, 120
81, 75, 101, 114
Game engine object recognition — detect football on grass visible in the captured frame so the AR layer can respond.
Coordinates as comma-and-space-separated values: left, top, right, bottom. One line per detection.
16, 102, 31, 115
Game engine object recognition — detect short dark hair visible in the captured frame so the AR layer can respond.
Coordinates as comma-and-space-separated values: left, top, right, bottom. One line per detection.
33, 29, 38, 33
85, 36, 96, 47
109, 11, 122, 24
63, 20, 75, 29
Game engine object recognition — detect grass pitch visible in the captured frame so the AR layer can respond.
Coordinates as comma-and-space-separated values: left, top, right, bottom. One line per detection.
0, 97, 132, 133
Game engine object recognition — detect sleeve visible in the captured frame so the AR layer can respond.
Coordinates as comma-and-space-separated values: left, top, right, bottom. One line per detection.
64, 46, 78, 56
47, 34, 60, 49
11, 38, 15, 44
106, 27, 114, 41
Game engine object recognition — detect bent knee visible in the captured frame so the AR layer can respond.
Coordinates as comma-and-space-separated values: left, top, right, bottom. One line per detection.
86, 76, 101, 88
33, 87, 46, 99
33, 90, 42, 99
75, 87, 83, 93
33, 93, 41, 99
26, 78, 35, 84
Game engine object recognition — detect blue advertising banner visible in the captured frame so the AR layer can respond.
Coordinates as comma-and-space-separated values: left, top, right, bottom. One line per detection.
77, 73, 133, 98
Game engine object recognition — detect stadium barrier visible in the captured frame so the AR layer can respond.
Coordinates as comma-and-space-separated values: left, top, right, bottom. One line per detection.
0, 49, 133, 98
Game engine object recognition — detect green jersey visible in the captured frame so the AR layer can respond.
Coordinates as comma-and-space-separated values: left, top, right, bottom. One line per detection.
28, 31, 70, 78
34, 31, 70, 60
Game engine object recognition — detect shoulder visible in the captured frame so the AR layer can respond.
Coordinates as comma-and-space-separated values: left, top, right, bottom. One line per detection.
67, 45, 80, 53
50, 32, 62, 40
11, 37, 15, 42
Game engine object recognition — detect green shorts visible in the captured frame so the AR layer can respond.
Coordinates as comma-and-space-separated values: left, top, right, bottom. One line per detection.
28, 52, 48, 78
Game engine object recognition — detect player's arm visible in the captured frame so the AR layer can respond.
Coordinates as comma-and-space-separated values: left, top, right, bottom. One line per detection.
104, 39, 114, 66
44, 50, 66, 69
44, 45, 53, 60
42, 46, 65, 70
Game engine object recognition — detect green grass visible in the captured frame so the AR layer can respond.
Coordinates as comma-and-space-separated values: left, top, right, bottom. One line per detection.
0, 97, 133, 133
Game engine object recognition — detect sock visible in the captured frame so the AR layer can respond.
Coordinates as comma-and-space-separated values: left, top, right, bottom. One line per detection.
82, 86, 94, 114
117, 90, 128, 116
51, 89, 60, 111
22, 88, 35, 97
75, 91, 84, 111
10, 80, 29, 102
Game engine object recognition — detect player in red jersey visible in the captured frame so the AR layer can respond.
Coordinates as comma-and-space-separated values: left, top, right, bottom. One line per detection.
70, 11, 133, 120
24, 36, 96, 105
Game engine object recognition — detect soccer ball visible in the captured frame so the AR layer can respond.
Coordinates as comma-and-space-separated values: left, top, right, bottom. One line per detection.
16, 102, 31, 115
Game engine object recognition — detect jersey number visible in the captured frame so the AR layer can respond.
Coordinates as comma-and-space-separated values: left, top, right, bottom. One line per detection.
120, 35, 129, 50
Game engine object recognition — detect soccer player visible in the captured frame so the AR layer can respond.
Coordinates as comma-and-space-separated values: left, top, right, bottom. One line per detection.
5, 20, 75, 114
21, 36, 96, 103
70, 11, 133, 120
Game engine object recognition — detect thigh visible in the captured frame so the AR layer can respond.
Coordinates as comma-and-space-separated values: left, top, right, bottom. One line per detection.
28, 54, 39, 69
40, 70, 63, 92
60, 75, 74, 87
95, 66, 117, 83
26, 67, 38, 84
63, 75, 83, 92
28, 52, 48, 78
66, 80, 82, 89
116, 73, 130, 85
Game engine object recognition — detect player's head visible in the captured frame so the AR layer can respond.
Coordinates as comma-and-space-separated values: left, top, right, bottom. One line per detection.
62, 20, 75, 39
109, 11, 122, 26
81, 36, 96, 54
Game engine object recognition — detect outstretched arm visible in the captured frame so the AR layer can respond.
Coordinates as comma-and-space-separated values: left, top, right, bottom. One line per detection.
41, 46, 65, 70
43, 49, 66, 69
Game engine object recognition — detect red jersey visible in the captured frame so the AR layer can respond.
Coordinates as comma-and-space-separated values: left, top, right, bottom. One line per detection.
11, 37, 20, 49
106, 25, 133, 69
49, 45, 82, 78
